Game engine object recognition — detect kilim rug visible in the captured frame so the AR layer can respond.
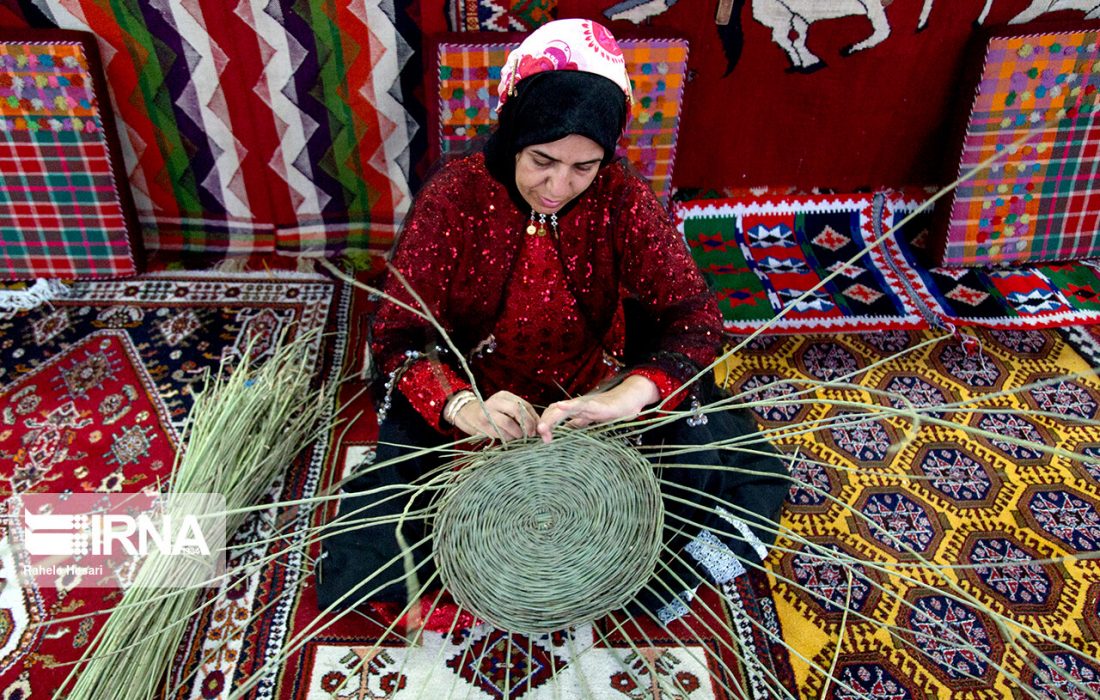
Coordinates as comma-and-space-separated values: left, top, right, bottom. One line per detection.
1063, 324, 1100, 369
447, 0, 557, 32
677, 194, 927, 334
678, 192, 1100, 334
885, 194, 1100, 329
719, 328, 1100, 697
0, 271, 346, 698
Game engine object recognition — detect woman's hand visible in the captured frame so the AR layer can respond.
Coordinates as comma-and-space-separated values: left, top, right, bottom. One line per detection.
536, 375, 660, 443
451, 390, 539, 441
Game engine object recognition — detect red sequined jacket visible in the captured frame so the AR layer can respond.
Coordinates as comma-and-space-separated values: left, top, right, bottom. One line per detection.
372, 153, 723, 430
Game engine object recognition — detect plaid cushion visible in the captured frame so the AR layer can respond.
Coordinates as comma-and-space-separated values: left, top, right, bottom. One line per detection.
944, 28, 1100, 266
0, 32, 141, 279
436, 37, 688, 204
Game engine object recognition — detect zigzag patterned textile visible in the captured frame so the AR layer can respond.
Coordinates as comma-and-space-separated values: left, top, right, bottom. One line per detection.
720, 329, 1100, 698
22, 0, 417, 257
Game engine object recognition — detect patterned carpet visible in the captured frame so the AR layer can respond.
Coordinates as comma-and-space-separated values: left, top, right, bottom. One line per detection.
269, 440, 794, 699
678, 193, 1100, 334
0, 271, 344, 697
4, 274, 1100, 698
257, 329, 1100, 698
276, 585, 791, 699
719, 328, 1100, 698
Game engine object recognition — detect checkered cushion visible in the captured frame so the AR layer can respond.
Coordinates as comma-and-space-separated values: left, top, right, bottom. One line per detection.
943, 28, 1100, 266
0, 33, 140, 280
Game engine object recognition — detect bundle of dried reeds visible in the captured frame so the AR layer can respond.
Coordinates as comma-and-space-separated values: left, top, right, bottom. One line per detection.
56, 331, 335, 700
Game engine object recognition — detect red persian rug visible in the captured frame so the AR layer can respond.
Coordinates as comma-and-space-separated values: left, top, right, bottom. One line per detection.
0, 271, 344, 698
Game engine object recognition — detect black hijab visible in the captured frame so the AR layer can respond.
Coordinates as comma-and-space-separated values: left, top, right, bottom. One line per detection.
483, 70, 628, 189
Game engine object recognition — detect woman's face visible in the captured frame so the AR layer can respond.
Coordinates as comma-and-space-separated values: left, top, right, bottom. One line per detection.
514, 134, 604, 215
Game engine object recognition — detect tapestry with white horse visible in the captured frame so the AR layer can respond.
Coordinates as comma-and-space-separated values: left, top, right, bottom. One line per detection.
737, 0, 1100, 72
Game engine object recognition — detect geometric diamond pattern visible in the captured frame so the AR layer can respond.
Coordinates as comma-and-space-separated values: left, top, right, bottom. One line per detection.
945, 285, 990, 306
718, 327, 1100, 699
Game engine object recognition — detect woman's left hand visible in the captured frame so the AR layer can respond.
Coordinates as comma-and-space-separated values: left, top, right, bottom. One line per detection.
536, 375, 660, 443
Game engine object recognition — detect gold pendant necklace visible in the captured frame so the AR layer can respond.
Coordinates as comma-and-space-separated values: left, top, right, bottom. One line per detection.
526, 211, 558, 238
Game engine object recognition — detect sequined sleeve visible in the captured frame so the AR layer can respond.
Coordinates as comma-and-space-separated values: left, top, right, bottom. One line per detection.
615, 168, 723, 392
624, 366, 684, 405
371, 162, 472, 431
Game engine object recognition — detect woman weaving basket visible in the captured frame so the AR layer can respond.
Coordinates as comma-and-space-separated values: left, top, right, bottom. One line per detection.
319, 18, 788, 624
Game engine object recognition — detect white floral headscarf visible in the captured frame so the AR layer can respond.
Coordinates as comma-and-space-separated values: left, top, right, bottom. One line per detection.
498, 18, 633, 107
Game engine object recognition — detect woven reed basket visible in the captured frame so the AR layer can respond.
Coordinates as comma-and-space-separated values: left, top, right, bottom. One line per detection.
433, 430, 664, 634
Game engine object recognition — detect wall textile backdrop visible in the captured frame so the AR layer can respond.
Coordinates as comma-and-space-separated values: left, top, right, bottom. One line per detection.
554, 0, 1100, 191
3, 1, 1098, 259
3, 0, 420, 257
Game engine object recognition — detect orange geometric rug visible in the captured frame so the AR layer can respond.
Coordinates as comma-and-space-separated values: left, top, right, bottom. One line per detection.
720, 328, 1100, 697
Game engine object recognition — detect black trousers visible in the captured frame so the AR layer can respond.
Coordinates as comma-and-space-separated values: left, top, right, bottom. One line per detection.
316, 380, 788, 615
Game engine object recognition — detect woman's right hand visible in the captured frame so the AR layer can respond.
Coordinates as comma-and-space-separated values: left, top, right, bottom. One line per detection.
451, 390, 539, 441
